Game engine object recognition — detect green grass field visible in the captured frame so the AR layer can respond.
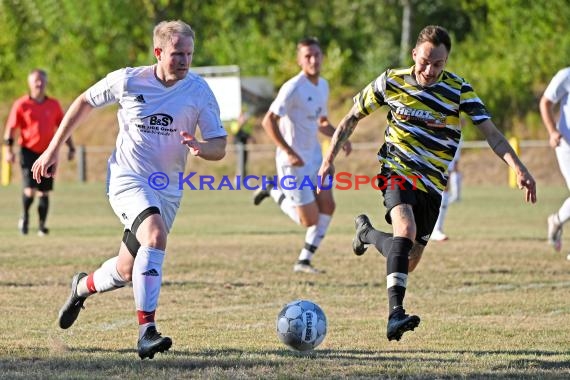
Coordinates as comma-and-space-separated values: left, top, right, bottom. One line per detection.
1, 182, 569, 379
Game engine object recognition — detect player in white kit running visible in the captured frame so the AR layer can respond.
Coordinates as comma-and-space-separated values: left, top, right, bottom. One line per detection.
31, 20, 227, 359
540, 67, 570, 258
253, 37, 351, 274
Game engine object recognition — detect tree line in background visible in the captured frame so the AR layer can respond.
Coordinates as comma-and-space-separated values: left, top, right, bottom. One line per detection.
1, 0, 568, 139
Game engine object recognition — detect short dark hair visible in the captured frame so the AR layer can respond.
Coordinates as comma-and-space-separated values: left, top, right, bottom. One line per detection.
297, 37, 320, 50
416, 25, 451, 53
29, 68, 47, 77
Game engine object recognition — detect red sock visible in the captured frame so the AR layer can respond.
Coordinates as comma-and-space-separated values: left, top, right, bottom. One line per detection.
86, 273, 97, 294
137, 310, 155, 325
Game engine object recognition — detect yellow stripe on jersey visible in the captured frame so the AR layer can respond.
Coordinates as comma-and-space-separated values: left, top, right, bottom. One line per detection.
355, 66, 490, 193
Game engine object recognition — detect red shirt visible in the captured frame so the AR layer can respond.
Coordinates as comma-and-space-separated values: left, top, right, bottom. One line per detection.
6, 95, 64, 154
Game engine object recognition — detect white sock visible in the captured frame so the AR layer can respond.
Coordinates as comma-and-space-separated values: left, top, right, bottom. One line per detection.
449, 171, 462, 203
434, 191, 449, 232
139, 322, 155, 338
132, 246, 165, 316
270, 187, 283, 203
298, 213, 332, 261
92, 256, 128, 293
558, 197, 570, 224
270, 188, 301, 225
76, 256, 127, 297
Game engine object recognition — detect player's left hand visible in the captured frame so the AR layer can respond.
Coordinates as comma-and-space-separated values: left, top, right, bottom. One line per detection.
180, 131, 201, 156
317, 160, 335, 194
517, 171, 537, 204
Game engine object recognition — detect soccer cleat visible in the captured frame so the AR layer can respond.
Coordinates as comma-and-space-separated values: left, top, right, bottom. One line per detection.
18, 217, 29, 235
429, 229, 448, 242
58, 272, 88, 329
386, 308, 421, 341
137, 326, 172, 360
353, 214, 372, 256
293, 260, 323, 274
38, 226, 50, 237
547, 214, 563, 252
253, 182, 274, 205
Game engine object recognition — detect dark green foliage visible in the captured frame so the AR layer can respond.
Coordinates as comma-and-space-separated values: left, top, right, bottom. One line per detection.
1, 0, 569, 135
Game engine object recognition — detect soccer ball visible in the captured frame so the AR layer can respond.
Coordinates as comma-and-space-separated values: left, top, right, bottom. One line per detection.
276, 299, 327, 351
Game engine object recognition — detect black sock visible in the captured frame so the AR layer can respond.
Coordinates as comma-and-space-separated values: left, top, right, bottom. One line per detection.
38, 195, 49, 227
22, 194, 33, 220
361, 228, 393, 257
387, 237, 413, 316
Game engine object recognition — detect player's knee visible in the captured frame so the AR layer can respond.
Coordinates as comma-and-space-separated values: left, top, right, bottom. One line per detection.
394, 225, 416, 241
117, 263, 133, 282
142, 228, 168, 250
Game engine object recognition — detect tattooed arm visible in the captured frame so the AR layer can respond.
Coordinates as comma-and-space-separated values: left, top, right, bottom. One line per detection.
318, 103, 364, 188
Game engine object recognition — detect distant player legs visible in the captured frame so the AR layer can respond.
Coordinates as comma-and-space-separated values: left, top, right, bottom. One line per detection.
19, 147, 53, 235
20, 187, 35, 234
295, 188, 335, 266
551, 143, 570, 237
37, 190, 50, 233
279, 164, 334, 272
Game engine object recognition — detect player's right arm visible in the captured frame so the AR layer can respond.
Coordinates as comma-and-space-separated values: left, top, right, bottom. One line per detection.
3, 100, 22, 164
261, 111, 303, 166
31, 93, 94, 182
539, 69, 570, 149
539, 95, 562, 148
2, 127, 16, 164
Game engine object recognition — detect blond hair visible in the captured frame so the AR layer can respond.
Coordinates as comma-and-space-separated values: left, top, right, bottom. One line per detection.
153, 20, 195, 49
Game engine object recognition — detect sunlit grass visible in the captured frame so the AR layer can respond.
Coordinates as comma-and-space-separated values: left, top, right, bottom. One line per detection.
0, 183, 569, 379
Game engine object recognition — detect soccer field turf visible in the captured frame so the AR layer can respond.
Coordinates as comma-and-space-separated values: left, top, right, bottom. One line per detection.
1, 182, 569, 379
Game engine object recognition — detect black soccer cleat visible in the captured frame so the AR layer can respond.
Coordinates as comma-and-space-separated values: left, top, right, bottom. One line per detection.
353, 214, 372, 256
137, 326, 172, 360
18, 217, 29, 235
253, 182, 274, 205
386, 308, 421, 341
58, 272, 88, 329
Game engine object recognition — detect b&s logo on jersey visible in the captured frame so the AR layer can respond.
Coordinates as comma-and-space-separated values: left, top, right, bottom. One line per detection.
136, 113, 177, 136
394, 107, 446, 128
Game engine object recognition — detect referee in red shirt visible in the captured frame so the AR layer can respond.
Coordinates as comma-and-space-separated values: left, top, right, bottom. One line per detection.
3, 69, 75, 235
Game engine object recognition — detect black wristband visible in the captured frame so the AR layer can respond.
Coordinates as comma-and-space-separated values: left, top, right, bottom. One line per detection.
4, 138, 14, 147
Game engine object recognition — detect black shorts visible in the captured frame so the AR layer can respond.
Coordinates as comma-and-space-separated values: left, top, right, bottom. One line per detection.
20, 147, 53, 192
379, 170, 441, 246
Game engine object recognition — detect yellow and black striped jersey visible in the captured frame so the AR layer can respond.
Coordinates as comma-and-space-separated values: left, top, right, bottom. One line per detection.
354, 66, 491, 194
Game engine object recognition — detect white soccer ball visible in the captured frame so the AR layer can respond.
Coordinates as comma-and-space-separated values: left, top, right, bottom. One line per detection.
276, 299, 327, 351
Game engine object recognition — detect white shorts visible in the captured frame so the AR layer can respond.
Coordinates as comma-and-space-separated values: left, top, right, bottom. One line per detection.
276, 161, 331, 206
107, 171, 180, 233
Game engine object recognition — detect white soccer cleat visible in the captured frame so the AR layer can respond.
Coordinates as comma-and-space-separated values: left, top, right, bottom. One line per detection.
293, 260, 323, 274
547, 214, 562, 252
429, 229, 448, 242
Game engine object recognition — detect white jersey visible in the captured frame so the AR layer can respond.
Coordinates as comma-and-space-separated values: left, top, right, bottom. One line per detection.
85, 66, 227, 198
543, 67, 570, 149
269, 72, 329, 166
